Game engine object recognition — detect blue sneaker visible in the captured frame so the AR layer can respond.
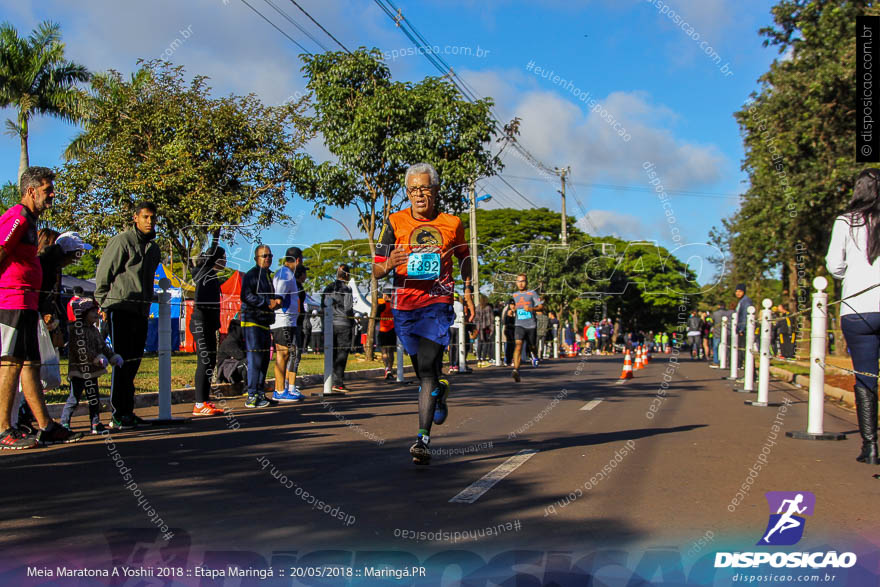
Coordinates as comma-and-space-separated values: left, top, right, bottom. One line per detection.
288, 388, 305, 401
531, 356, 539, 367
273, 389, 303, 403
432, 379, 450, 425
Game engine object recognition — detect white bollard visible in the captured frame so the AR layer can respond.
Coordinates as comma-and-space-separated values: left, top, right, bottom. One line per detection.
719, 316, 728, 370
726, 311, 739, 380
396, 337, 405, 383
735, 306, 757, 393
553, 324, 559, 359
152, 277, 183, 424
457, 312, 468, 373
787, 277, 846, 440
747, 299, 773, 407
322, 298, 334, 395
495, 316, 502, 366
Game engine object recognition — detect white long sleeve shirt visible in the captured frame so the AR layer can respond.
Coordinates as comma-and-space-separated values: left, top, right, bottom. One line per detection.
825, 214, 880, 316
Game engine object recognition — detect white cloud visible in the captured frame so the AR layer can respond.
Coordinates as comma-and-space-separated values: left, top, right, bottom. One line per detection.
577, 209, 647, 240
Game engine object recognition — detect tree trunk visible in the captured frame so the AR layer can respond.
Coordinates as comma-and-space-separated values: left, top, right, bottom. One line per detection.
18, 122, 29, 184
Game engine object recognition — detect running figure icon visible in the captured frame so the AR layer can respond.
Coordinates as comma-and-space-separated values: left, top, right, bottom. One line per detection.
761, 493, 807, 544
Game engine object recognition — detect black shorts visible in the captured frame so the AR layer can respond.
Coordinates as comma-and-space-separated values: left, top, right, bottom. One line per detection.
377, 329, 397, 348
0, 308, 40, 362
272, 326, 298, 348
514, 326, 537, 348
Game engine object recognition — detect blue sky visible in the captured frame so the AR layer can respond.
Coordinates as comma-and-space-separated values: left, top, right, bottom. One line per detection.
1, 0, 780, 280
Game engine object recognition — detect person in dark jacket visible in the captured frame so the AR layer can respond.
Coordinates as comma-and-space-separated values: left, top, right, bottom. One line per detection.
190, 244, 226, 416
94, 201, 161, 430
240, 244, 281, 408
773, 304, 797, 359
322, 265, 354, 393
734, 283, 754, 367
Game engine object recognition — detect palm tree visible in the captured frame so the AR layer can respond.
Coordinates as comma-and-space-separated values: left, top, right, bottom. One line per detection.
0, 20, 90, 181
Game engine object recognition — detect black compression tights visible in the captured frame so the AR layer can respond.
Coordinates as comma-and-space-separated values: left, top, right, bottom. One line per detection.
409, 338, 445, 435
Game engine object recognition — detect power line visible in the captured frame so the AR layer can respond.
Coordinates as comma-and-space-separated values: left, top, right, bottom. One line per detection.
239, 0, 312, 54
263, 0, 330, 52
286, 0, 353, 54
502, 174, 741, 200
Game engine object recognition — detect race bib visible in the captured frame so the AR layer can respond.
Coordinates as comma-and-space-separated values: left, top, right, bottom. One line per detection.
516, 308, 532, 320
407, 252, 441, 280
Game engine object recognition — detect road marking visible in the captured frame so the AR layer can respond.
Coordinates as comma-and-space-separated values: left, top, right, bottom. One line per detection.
449, 449, 539, 504
580, 399, 603, 411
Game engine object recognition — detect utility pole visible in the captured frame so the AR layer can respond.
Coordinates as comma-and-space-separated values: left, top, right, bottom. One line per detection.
468, 182, 479, 296
554, 166, 570, 245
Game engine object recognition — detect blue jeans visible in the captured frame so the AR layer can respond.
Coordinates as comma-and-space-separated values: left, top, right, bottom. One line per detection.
712, 337, 721, 364
841, 312, 880, 391
243, 325, 271, 397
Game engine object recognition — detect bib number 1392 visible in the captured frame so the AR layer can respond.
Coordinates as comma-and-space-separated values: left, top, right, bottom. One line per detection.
407, 253, 441, 280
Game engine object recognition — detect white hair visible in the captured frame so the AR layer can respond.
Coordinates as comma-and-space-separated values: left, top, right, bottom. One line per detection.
405, 163, 439, 187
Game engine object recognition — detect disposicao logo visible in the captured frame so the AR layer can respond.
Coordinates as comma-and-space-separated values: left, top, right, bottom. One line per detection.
758, 491, 814, 546
714, 491, 857, 570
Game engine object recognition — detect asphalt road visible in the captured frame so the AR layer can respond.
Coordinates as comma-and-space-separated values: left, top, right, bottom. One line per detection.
1, 352, 878, 585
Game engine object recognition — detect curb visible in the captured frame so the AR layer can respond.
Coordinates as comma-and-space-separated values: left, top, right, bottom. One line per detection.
47, 365, 417, 420
769, 366, 854, 408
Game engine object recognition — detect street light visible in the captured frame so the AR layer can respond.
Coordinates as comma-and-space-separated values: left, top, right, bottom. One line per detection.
324, 213, 354, 240
476, 194, 492, 205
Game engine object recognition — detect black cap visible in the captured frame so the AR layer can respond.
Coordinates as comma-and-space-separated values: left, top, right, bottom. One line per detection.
284, 246, 304, 261
735, 283, 746, 292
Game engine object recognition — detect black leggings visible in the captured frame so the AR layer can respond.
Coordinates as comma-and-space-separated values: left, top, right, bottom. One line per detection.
409, 338, 445, 436
191, 318, 218, 404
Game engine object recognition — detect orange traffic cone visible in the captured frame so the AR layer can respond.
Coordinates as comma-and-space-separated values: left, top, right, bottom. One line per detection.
635, 346, 645, 370
619, 350, 634, 380
645, 346, 652, 364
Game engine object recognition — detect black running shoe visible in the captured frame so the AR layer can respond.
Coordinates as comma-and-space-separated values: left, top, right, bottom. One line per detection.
410, 438, 431, 465
512, 369, 521, 383
37, 422, 84, 446
0, 427, 37, 450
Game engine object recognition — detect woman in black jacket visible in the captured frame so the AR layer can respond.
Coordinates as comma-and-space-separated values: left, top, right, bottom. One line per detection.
190, 246, 226, 416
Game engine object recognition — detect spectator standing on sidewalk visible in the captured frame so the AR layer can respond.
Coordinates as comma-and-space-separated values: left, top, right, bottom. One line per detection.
309, 309, 323, 353
270, 247, 305, 403
0, 167, 82, 449
189, 244, 226, 416
322, 265, 354, 394
94, 201, 161, 431
240, 245, 281, 408
734, 284, 754, 367
825, 167, 880, 465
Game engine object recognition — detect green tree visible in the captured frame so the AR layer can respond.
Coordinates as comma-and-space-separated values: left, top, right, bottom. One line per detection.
0, 20, 90, 181
50, 61, 312, 276
0, 180, 17, 211
293, 48, 501, 358
300, 238, 373, 294
719, 0, 873, 354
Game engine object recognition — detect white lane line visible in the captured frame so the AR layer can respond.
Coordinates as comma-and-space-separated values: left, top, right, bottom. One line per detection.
580, 399, 603, 411
449, 449, 539, 504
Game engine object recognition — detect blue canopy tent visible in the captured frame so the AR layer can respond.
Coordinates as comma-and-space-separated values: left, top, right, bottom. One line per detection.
145, 265, 183, 352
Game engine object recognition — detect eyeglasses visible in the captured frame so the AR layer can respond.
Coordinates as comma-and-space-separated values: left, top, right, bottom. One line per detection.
407, 185, 437, 196
257, 254, 273, 258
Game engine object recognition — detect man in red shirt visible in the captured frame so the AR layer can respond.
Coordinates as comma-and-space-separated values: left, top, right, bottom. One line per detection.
0, 167, 82, 449
373, 163, 475, 465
